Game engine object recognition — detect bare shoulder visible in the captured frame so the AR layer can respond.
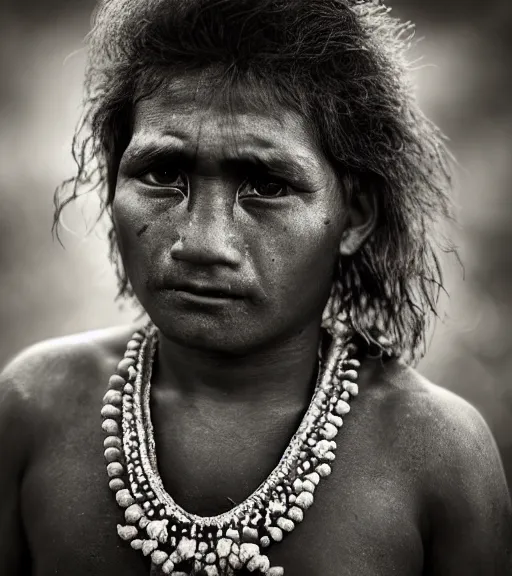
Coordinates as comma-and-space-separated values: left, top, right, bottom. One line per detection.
363, 358, 512, 569
0, 323, 142, 449
367, 358, 508, 485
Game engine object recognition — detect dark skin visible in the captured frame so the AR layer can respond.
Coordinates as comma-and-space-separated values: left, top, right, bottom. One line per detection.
1, 74, 511, 575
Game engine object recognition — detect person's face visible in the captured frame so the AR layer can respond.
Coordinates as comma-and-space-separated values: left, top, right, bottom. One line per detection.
113, 72, 375, 353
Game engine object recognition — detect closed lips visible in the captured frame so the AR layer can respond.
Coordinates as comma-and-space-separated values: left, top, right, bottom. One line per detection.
172, 283, 241, 298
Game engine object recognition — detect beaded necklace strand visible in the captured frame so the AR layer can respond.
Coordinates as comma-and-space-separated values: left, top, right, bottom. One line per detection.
101, 323, 360, 575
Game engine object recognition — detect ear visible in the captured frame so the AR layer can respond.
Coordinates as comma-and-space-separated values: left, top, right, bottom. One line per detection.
338, 190, 377, 256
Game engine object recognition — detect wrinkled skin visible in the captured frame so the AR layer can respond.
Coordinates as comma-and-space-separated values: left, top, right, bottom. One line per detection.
113, 72, 374, 356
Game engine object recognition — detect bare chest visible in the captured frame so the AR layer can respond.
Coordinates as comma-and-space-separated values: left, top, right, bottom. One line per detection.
20, 392, 425, 576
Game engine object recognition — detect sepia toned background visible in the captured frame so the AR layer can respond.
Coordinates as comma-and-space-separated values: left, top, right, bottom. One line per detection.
0, 0, 511, 490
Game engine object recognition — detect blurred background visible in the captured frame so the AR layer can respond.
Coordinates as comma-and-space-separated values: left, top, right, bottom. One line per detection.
0, 0, 511, 490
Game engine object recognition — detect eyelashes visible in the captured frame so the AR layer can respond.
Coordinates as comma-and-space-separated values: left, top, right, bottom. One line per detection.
138, 168, 188, 191
237, 178, 289, 199
135, 165, 291, 200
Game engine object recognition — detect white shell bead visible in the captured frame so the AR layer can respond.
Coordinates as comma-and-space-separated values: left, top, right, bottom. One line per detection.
125, 504, 144, 523
117, 524, 138, 540
226, 528, 240, 542
109, 478, 124, 492
288, 506, 304, 523
295, 491, 314, 509
335, 400, 350, 415
130, 539, 143, 550
176, 537, 196, 559
257, 555, 270, 572
102, 419, 119, 435
108, 374, 125, 390
242, 526, 258, 542
228, 553, 243, 569
204, 566, 219, 576
293, 478, 303, 493
276, 517, 294, 532
107, 462, 124, 478
321, 423, 338, 440
268, 568, 285, 576
269, 500, 286, 514
343, 381, 359, 396
342, 369, 358, 380
117, 357, 135, 372
161, 559, 175, 574
104, 436, 122, 450
305, 472, 320, 485
316, 463, 332, 477
104, 447, 121, 463
267, 527, 283, 542
327, 413, 343, 427
115, 489, 135, 507
147, 520, 169, 543
239, 543, 259, 563
340, 391, 350, 401
101, 404, 121, 419
302, 479, 316, 493
151, 550, 168, 565
142, 539, 158, 556
247, 554, 268, 572
260, 536, 270, 547
103, 389, 122, 406
246, 555, 260, 571
312, 439, 331, 458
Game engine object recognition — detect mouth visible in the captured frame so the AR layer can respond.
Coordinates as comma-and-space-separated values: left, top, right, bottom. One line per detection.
163, 282, 244, 304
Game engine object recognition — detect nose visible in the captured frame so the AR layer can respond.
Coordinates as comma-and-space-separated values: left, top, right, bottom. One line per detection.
170, 183, 243, 268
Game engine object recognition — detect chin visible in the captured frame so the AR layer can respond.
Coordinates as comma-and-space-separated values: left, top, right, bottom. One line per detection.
148, 312, 260, 356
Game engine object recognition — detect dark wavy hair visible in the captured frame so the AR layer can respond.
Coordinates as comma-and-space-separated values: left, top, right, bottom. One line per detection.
54, 0, 454, 364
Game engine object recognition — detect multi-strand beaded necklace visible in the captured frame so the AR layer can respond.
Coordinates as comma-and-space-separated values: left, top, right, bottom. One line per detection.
101, 322, 361, 575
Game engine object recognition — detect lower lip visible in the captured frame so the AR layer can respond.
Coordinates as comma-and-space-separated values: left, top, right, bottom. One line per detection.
171, 290, 238, 305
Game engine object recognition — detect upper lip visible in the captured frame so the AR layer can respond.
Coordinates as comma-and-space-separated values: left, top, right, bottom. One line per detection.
165, 280, 244, 299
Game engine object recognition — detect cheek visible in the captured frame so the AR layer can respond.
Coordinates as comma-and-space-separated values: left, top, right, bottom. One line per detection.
111, 188, 172, 287
256, 201, 343, 311
112, 190, 146, 250
113, 185, 177, 246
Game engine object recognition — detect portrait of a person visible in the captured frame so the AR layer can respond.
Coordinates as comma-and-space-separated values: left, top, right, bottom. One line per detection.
0, 0, 511, 575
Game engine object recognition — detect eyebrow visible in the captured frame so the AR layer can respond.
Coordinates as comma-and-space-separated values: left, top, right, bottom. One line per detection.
121, 140, 320, 189
225, 152, 318, 189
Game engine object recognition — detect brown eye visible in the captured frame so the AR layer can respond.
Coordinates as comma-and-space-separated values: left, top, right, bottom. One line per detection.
238, 178, 288, 199
139, 169, 188, 193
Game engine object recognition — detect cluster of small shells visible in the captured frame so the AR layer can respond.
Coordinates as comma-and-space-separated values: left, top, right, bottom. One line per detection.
101, 325, 360, 575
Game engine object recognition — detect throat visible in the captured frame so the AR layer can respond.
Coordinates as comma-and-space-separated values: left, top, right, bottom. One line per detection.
152, 324, 325, 408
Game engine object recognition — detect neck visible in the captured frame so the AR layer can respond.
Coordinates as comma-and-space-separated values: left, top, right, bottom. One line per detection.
152, 323, 325, 409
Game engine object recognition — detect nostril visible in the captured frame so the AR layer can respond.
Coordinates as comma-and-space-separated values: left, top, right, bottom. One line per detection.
170, 230, 242, 268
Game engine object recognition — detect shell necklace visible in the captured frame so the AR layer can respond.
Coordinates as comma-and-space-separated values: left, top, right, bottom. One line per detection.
101, 322, 360, 575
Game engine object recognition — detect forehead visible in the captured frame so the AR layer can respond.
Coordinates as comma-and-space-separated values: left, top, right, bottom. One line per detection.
130, 71, 320, 160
